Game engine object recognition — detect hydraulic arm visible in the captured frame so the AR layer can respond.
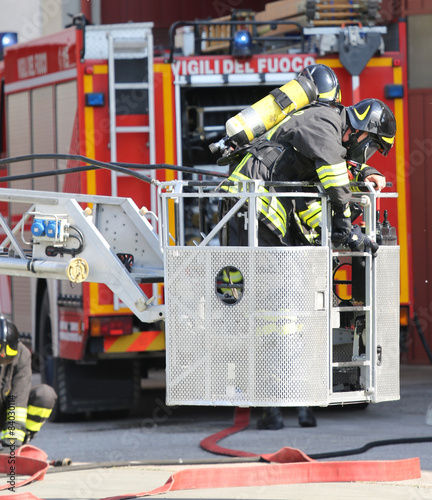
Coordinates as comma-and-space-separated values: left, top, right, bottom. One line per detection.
0, 188, 164, 323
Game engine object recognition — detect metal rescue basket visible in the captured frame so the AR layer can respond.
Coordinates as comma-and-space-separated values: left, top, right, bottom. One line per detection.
159, 180, 400, 408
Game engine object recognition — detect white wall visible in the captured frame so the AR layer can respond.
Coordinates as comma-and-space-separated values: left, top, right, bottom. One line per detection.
0, 0, 41, 42
0, 0, 83, 43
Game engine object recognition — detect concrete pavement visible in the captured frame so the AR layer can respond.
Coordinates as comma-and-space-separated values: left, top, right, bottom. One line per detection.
3, 364, 432, 500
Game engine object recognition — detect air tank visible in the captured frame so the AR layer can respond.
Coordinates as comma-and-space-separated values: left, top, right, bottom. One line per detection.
225, 75, 318, 147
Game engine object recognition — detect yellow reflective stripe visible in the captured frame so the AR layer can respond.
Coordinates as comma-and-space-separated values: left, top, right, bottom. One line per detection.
9, 416, 27, 424
256, 192, 287, 236
382, 135, 394, 144
320, 175, 349, 189
221, 269, 242, 294
222, 270, 242, 284
319, 88, 337, 100
27, 405, 52, 419
220, 159, 252, 194
25, 419, 45, 432
256, 185, 287, 223
256, 314, 300, 335
350, 163, 366, 190
317, 162, 350, 189
3, 429, 26, 442
6, 344, 17, 356
222, 167, 287, 237
298, 201, 322, 229
354, 105, 370, 121
7, 407, 27, 423
317, 162, 348, 178
293, 212, 318, 243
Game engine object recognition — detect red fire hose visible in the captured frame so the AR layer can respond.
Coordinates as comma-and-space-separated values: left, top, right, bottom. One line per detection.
0, 409, 423, 500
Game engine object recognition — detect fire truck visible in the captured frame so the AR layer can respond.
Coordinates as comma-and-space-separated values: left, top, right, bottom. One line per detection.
0, 14, 411, 417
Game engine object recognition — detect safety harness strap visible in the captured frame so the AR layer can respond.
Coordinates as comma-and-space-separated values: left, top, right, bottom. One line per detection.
246, 138, 287, 170
270, 88, 293, 111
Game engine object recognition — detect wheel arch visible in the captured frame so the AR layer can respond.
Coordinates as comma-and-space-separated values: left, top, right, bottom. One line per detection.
34, 279, 59, 358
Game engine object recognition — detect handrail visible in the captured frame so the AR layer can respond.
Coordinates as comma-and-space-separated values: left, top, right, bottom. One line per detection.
167, 20, 306, 64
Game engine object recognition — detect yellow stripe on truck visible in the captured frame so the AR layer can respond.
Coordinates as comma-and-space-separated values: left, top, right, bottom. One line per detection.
83, 74, 96, 195
393, 65, 409, 305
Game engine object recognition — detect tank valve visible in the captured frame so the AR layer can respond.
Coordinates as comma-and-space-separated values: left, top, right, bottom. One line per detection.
209, 135, 230, 154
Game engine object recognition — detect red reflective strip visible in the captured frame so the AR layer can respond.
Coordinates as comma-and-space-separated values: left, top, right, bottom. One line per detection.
103, 331, 163, 353
125, 331, 161, 352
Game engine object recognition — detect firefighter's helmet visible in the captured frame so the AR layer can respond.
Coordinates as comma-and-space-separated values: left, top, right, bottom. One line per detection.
345, 98, 396, 162
299, 64, 341, 105
0, 315, 19, 365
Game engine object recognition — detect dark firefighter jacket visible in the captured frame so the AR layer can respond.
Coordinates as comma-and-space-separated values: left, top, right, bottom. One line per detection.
0, 342, 31, 444
221, 104, 379, 244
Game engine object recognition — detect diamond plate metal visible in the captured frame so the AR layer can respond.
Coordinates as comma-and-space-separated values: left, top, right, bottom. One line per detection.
165, 246, 330, 407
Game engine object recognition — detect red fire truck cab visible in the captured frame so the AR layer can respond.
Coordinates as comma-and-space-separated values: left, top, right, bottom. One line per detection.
0, 15, 412, 417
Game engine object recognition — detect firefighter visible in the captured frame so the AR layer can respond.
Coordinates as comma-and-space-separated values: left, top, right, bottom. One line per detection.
220, 97, 394, 250
0, 316, 57, 449
293, 64, 387, 243
219, 69, 396, 429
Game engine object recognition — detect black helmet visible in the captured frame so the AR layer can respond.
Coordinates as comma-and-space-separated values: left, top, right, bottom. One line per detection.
299, 64, 341, 105
345, 99, 396, 162
0, 315, 19, 365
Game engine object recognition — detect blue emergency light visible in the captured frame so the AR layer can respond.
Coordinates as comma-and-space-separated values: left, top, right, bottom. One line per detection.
0, 32, 18, 61
85, 92, 105, 107
232, 30, 253, 57
384, 84, 404, 99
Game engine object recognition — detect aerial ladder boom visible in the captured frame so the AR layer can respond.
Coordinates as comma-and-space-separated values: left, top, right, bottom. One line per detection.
0, 178, 401, 408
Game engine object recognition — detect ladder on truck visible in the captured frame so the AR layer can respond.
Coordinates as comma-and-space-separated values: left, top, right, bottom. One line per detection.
104, 24, 156, 198
84, 24, 157, 205
85, 23, 157, 311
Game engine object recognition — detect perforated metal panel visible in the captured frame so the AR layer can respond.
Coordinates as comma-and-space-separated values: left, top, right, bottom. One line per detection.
373, 246, 400, 402
165, 246, 330, 407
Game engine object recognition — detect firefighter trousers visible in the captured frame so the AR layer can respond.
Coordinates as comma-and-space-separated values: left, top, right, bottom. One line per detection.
25, 384, 57, 440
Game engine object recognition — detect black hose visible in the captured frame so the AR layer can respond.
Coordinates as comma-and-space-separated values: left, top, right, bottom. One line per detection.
412, 312, 432, 364
0, 154, 156, 184
0, 153, 228, 183
309, 436, 432, 460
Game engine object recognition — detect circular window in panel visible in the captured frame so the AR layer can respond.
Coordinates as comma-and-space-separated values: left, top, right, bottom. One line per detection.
215, 266, 244, 305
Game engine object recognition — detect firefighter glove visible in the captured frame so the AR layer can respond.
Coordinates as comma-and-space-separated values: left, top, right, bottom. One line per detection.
346, 225, 379, 257
331, 209, 351, 247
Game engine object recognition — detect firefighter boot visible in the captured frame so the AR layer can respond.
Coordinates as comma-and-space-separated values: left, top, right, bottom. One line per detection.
297, 406, 317, 427
257, 407, 284, 430
23, 431, 36, 445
